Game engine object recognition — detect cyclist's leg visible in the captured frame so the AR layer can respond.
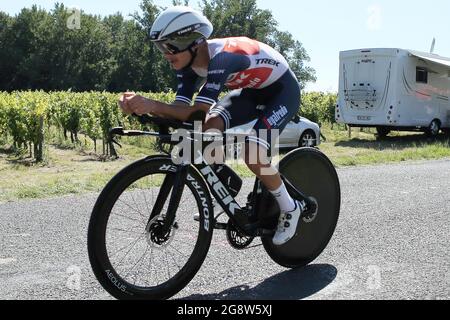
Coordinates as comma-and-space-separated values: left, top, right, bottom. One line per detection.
245, 70, 303, 245
204, 89, 260, 131
203, 89, 260, 162
245, 70, 300, 191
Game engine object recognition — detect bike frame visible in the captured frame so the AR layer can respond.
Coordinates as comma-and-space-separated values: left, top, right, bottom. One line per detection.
154, 154, 316, 238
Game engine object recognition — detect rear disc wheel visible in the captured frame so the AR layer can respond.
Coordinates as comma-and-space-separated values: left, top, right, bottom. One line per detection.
261, 148, 341, 268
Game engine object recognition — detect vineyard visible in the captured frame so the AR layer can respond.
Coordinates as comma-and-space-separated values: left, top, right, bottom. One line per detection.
0, 91, 337, 162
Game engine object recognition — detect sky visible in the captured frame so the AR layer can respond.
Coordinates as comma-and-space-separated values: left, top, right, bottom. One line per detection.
1, 0, 450, 92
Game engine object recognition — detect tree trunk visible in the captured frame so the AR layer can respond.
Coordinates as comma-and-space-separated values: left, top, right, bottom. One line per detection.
35, 117, 44, 162
109, 140, 117, 159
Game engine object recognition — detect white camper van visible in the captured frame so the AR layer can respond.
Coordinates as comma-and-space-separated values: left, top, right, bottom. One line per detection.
336, 48, 450, 137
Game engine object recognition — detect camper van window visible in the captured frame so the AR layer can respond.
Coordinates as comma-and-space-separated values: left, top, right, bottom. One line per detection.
416, 67, 428, 83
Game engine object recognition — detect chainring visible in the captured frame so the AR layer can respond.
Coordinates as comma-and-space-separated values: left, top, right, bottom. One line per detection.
226, 220, 254, 250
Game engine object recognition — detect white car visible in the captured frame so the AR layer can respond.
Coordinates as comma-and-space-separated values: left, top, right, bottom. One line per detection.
226, 115, 321, 155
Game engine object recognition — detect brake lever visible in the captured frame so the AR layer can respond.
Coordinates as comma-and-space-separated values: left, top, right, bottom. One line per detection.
108, 127, 124, 149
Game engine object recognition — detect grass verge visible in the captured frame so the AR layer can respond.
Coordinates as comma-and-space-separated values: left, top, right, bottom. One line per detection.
0, 126, 449, 202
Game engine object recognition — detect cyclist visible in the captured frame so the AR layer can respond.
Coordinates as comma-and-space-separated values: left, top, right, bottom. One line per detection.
119, 6, 303, 246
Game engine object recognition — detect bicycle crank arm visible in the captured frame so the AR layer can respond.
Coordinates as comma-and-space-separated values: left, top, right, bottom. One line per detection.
255, 228, 276, 238
281, 175, 316, 209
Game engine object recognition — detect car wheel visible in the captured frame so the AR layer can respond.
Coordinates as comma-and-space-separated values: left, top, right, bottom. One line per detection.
299, 130, 317, 148
426, 120, 441, 137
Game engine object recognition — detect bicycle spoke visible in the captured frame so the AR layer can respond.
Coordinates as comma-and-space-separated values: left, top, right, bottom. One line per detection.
110, 211, 143, 225
117, 198, 147, 225
110, 227, 143, 236
164, 251, 171, 280
128, 191, 146, 220
112, 233, 146, 268
123, 245, 150, 284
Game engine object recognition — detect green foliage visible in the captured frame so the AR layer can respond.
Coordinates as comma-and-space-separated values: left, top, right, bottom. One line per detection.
0, 91, 47, 160
300, 92, 337, 126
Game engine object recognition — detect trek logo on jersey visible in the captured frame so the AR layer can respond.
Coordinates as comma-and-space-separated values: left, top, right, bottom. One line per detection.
266, 105, 289, 127
256, 58, 280, 67
226, 68, 273, 89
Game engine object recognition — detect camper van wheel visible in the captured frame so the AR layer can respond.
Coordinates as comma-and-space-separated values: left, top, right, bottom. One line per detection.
376, 127, 391, 139
426, 120, 441, 137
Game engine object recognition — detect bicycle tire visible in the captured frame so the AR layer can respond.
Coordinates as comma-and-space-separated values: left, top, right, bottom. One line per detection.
88, 156, 214, 300
261, 147, 341, 268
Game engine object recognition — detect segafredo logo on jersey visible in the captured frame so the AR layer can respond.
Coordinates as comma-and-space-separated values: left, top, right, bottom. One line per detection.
267, 106, 289, 127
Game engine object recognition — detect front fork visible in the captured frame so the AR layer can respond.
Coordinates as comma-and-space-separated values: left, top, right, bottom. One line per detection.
145, 164, 189, 234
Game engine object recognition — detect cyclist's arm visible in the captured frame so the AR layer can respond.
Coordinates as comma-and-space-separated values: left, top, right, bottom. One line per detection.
148, 100, 210, 122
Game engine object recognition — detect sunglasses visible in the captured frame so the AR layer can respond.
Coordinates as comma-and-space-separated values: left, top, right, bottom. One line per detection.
153, 33, 205, 55
154, 41, 185, 55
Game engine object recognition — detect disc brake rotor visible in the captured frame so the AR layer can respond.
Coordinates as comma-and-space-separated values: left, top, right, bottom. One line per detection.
145, 216, 178, 250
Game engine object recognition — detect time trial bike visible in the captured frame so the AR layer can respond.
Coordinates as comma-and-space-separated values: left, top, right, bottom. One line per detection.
87, 114, 341, 300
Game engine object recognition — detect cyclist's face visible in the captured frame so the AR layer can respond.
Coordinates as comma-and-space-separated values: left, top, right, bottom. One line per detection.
163, 50, 191, 70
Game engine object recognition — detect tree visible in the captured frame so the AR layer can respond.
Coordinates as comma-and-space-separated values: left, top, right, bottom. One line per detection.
200, 0, 276, 42
199, 0, 316, 88
0, 12, 15, 90
270, 30, 317, 88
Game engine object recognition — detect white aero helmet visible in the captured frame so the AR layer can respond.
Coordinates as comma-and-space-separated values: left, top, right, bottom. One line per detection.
149, 6, 213, 55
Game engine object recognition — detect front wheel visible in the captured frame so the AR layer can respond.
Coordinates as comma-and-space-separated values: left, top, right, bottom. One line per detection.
88, 156, 214, 300
261, 148, 341, 268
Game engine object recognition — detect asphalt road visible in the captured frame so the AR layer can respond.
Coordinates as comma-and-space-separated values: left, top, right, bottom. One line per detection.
1, 159, 449, 300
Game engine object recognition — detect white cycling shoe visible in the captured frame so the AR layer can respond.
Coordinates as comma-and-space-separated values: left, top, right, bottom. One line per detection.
272, 200, 305, 246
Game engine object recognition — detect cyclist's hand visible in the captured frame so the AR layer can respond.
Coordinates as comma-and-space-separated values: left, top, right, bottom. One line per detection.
119, 92, 158, 116
118, 92, 136, 115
